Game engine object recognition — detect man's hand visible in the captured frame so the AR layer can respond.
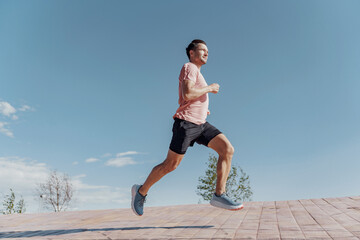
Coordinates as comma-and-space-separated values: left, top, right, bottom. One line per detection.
208, 83, 220, 94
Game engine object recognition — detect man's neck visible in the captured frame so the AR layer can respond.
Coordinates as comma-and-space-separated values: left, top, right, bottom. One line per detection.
190, 60, 202, 70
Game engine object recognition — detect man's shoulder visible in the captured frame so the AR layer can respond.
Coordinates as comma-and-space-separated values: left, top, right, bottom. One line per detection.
179, 62, 199, 82
182, 62, 199, 72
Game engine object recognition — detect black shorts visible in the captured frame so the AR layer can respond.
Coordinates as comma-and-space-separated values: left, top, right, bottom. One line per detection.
169, 118, 222, 155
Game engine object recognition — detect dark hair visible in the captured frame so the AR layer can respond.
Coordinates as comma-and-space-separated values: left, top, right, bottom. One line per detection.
186, 39, 207, 60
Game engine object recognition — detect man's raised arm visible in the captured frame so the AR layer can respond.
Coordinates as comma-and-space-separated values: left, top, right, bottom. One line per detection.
182, 80, 220, 101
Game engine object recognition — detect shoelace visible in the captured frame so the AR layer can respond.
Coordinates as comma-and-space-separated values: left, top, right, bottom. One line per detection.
137, 193, 146, 205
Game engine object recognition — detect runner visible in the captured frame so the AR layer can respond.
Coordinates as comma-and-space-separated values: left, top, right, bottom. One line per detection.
131, 39, 243, 216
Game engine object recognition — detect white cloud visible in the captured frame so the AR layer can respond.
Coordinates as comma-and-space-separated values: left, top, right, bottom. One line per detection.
0, 101, 16, 118
85, 158, 99, 163
116, 151, 140, 157
0, 157, 48, 189
0, 122, 14, 138
0, 156, 129, 213
69, 174, 129, 210
19, 105, 34, 112
105, 157, 137, 167
0, 157, 49, 212
73, 174, 86, 179
99, 151, 142, 167
71, 185, 128, 210
0, 101, 34, 138
72, 161, 79, 165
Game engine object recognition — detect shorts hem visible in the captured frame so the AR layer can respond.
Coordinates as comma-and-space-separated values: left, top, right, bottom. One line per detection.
169, 147, 186, 155
204, 131, 222, 147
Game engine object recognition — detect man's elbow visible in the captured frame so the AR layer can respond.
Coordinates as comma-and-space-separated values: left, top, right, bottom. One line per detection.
183, 92, 192, 101
183, 95, 190, 101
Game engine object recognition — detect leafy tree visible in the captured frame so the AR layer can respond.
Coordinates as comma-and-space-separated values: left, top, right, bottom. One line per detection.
197, 154, 253, 202
2, 189, 26, 215
16, 197, 26, 214
36, 170, 74, 212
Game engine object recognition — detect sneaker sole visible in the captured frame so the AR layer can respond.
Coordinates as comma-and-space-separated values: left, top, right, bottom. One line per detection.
131, 185, 142, 216
210, 199, 244, 211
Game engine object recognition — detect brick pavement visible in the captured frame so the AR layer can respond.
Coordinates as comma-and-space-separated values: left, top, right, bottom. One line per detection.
0, 196, 360, 239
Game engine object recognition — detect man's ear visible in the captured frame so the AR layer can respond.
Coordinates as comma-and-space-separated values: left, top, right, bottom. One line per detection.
189, 49, 195, 60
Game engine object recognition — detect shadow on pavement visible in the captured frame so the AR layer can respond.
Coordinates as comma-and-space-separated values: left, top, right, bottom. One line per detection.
0, 225, 214, 238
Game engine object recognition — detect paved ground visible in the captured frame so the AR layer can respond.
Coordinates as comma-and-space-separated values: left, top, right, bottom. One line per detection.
1, 196, 360, 239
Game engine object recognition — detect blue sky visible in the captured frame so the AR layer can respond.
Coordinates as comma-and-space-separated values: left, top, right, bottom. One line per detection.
1, 0, 359, 212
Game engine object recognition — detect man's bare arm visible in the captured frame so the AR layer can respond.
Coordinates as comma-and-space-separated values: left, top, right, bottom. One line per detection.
182, 80, 219, 101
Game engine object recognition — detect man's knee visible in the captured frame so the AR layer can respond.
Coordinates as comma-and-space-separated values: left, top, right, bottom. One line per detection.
222, 144, 235, 158
162, 158, 181, 173
163, 162, 178, 173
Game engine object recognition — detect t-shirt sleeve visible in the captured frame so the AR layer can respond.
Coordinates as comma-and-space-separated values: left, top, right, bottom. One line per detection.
182, 63, 198, 83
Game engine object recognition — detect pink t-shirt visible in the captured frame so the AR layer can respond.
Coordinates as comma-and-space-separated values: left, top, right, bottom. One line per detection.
173, 62, 209, 125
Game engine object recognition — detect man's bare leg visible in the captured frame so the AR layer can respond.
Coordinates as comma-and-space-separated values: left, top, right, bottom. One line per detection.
208, 133, 243, 210
208, 133, 234, 195
139, 149, 184, 196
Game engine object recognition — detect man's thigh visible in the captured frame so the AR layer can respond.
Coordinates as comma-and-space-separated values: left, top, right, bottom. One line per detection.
169, 118, 202, 154
195, 122, 222, 147
207, 133, 234, 155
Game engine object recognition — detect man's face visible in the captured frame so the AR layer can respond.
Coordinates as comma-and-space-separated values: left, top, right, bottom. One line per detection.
190, 43, 208, 65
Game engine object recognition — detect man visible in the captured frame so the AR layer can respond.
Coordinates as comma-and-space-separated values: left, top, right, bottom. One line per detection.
131, 39, 243, 216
